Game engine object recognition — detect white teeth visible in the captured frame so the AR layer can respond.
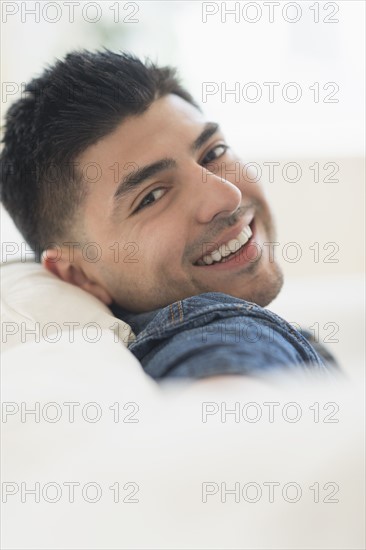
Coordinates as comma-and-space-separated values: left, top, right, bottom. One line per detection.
202, 254, 214, 264
219, 243, 232, 257
227, 238, 240, 253
210, 249, 222, 262
200, 224, 253, 265
238, 230, 249, 247
243, 225, 252, 239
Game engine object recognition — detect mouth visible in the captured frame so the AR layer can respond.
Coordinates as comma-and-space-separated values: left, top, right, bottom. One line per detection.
194, 218, 257, 268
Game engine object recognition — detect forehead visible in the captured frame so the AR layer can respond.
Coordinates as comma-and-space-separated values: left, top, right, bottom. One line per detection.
79, 94, 206, 169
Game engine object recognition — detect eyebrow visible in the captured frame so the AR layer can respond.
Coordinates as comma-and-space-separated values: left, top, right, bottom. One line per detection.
190, 122, 219, 153
111, 122, 220, 216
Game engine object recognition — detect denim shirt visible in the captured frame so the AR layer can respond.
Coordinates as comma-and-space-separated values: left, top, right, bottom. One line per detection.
110, 292, 339, 380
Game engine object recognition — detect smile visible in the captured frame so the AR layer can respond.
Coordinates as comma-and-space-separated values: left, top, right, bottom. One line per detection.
195, 219, 256, 267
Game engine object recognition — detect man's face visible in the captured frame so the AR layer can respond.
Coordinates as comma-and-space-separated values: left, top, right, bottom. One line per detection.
76, 94, 283, 312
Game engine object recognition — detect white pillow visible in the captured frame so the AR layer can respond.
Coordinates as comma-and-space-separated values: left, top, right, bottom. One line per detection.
1, 260, 134, 352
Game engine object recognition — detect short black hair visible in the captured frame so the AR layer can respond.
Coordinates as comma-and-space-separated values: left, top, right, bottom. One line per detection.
0, 49, 198, 261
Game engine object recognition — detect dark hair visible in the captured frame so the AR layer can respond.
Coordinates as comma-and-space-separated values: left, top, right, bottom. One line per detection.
0, 49, 198, 261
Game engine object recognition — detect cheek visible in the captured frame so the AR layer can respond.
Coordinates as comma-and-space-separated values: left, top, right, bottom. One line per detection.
136, 227, 179, 264
240, 177, 271, 209
143, 226, 190, 275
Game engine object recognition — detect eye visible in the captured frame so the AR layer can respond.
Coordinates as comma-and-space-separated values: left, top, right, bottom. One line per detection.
134, 187, 166, 213
202, 144, 229, 165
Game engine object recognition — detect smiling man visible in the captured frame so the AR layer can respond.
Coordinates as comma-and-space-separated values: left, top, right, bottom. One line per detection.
0, 50, 338, 379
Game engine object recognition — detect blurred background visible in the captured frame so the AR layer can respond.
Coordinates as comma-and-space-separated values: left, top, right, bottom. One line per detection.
1, 0, 365, 372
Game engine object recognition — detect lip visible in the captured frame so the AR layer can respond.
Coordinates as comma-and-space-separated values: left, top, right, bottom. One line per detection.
193, 215, 255, 265
193, 218, 258, 270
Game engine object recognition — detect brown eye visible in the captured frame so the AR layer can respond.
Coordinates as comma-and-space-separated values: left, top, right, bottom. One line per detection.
202, 144, 229, 164
135, 188, 165, 212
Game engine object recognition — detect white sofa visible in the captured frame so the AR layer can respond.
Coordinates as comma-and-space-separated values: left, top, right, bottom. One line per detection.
1, 260, 365, 549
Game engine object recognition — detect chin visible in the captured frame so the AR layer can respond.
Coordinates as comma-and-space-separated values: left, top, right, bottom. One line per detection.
235, 263, 284, 307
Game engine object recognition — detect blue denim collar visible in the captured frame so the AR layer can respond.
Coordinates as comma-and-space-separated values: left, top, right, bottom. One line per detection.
109, 301, 161, 335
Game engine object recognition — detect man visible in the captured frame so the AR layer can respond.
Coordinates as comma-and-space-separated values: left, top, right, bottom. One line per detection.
0, 50, 338, 378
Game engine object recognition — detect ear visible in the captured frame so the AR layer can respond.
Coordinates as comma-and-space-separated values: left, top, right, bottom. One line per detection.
41, 248, 113, 305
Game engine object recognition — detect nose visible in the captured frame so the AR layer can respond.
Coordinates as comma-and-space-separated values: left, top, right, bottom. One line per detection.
191, 166, 242, 224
